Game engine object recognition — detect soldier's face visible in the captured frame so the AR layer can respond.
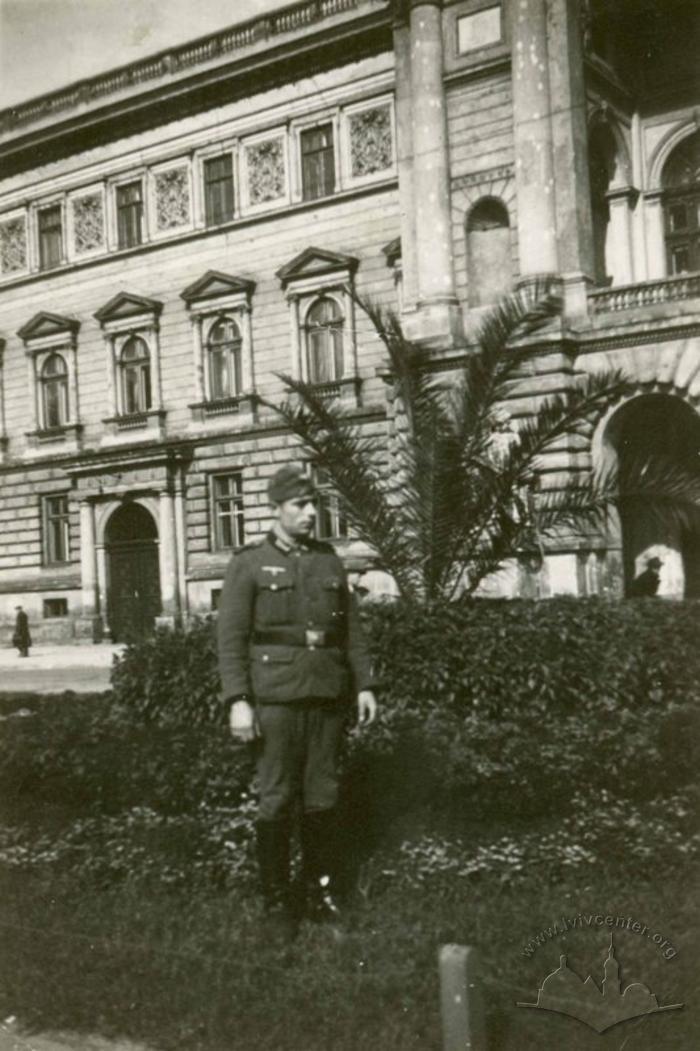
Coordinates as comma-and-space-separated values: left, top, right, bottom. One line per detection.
276, 496, 316, 539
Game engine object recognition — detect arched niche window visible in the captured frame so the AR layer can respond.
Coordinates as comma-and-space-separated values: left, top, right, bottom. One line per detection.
466, 198, 512, 307
304, 296, 344, 383
40, 352, 69, 429
588, 123, 618, 286
207, 316, 242, 400
662, 130, 700, 276
120, 335, 151, 415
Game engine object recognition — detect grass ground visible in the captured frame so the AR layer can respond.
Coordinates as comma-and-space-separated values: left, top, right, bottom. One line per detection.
1, 838, 698, 1051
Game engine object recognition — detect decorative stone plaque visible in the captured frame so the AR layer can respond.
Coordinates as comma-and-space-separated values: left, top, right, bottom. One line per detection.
155, 167, 191, 230
349, 105, 393, 178
72, 193, 105, 254
0, 215, 27, 273
246, 138, 285, 205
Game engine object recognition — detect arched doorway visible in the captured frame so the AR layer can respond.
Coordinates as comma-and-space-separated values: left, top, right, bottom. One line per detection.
105, 503, 161, 641
661, 129, 700, 276
606, 395, 700, 597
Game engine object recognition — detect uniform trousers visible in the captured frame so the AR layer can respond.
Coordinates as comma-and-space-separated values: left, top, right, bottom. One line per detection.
255, 699, 347, 823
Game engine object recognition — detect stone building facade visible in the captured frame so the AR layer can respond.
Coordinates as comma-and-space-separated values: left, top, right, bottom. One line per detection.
0, 0, 697, 642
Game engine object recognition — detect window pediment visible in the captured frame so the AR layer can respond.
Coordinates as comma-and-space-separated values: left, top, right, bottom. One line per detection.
181, 270, 255, 307
18, 311, 80, 344
94, 291, 163, 326
277, 247, 359, 291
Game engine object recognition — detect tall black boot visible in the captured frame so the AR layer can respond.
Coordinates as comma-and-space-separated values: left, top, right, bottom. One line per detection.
300, 809, 343, 924
255, 819, 297, 942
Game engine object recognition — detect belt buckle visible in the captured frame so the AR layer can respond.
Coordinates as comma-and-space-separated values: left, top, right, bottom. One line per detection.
305, 628, 325, 649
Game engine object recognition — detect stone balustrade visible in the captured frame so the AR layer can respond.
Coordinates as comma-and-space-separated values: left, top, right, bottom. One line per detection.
588, 272, 700, 314
0, 0, 368, 135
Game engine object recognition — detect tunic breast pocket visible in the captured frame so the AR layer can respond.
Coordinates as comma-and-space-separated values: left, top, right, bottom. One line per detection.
321, 577, 345, 621
256, 576, 296, 625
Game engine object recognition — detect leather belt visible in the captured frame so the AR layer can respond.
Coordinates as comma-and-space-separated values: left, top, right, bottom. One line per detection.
252, 628, 342, 648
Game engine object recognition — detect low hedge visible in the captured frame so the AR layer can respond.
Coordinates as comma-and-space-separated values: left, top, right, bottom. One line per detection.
2, 598, 698, 827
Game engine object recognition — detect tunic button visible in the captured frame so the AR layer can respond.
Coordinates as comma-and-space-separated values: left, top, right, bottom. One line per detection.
262, 654, 269, 663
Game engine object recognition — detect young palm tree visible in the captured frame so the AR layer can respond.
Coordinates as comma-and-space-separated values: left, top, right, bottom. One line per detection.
263, 285, 700, 603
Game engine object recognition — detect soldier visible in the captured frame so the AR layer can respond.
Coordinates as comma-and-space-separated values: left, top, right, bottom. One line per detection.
217, 464, 377, 937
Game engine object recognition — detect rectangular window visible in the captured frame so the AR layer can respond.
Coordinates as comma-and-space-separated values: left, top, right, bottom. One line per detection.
43, 597, 68, 618
38, 205, 63, 270
116, 181, 143, 248
43, 495, 70, 564
212, 473, 245, 550
457, 6, 502, 54
314, 469, 348, 539
670, 245, 691, 274
669, 203, 688, 232
210, 588, 222, 611
204, 155, 234, 226
301, 124, 335, 201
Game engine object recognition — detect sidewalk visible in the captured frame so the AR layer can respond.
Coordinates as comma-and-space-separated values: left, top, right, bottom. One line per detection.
0, 644, 124, 694
0, 1020, 153, 1051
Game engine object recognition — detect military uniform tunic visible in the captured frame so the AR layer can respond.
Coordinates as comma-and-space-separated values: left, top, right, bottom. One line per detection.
217, 529, 375, 821
217, 529, 374, 705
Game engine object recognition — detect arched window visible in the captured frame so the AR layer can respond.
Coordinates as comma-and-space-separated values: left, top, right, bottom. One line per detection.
120, 336, 151, 415
40, 352, 69, 429
662, 130, 700, 276
466, 199, 512, 307
305, 297, 344, 383
207, 316, 242, 400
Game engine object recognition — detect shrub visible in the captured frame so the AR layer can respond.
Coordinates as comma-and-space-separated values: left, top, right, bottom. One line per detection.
110, 617, 223, 727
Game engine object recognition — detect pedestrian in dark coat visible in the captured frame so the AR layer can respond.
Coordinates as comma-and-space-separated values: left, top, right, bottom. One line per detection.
629, 556, 663, 597
217, 464, 377, 938
12, 606, 31, 657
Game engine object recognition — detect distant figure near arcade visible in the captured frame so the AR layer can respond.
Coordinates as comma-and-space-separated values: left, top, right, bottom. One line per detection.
628, 556, 663, 598
12, 605, 31, 657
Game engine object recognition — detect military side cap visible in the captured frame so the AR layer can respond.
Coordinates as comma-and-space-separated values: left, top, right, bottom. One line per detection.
268, 464, 316, 504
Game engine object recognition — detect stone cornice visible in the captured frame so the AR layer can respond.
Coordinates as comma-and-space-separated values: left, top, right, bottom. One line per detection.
0, 1, 393, 176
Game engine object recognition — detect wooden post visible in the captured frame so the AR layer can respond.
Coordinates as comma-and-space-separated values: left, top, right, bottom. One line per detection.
439, 944, 487, 1051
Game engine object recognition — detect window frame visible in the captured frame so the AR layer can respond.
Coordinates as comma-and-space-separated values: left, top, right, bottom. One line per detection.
37, 203, 64, 270
210, 471, 246, 552
303, 295, 346, 384
300, 122, 336, 202
39, 351, 70, 430
205, 315, 243, 401
313, 467, 349, 540
203, 153, 235, 227
664, 189, 700, 275
118, 334, 152, 415
115, 179, 144, 250
43, 493, 71, 565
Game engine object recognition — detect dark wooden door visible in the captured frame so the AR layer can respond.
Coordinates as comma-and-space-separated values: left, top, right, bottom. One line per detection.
107, 541, 161, 642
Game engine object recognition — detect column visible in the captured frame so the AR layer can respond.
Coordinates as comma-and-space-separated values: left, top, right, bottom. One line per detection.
192, 313, 205, 402
174, 474, 188, 621
157, 488, 179, 624
605, 187, 637, 285
240, 305, 255, 392
510, 0, 558, 279
150, 323, 163, 408
402, 0, 462, 347
546, 0, 595, 287
643, 191, 666, 279
393, 18, 418, 313
75, 500, 103, 641
288, 294, 302, 379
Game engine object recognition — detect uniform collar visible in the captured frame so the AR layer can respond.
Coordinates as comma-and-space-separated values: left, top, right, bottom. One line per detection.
269, 524, 311, 555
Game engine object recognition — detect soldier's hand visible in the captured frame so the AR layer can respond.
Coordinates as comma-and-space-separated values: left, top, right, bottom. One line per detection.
357, 690, 377, 727
229, 700, 259, 742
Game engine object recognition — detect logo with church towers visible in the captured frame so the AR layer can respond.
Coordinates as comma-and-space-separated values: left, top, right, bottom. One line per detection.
517, 935, 683, 1033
